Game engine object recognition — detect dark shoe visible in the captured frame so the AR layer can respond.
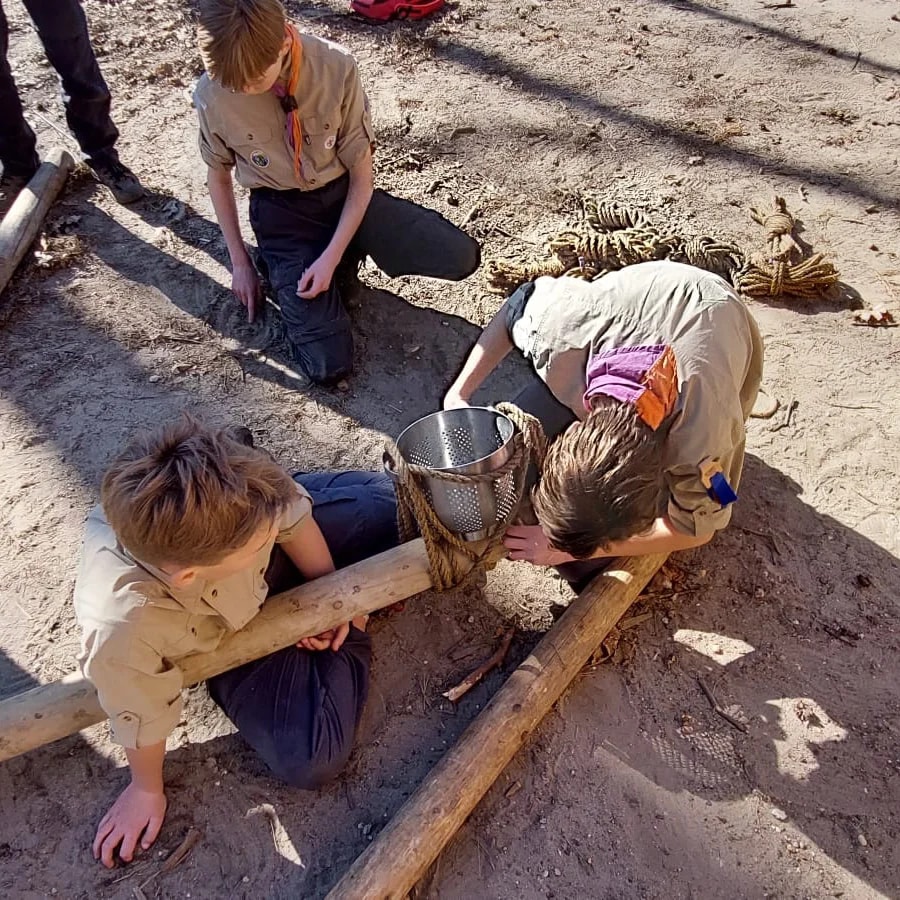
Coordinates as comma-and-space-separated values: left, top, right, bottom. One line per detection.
88, 155, 145, 204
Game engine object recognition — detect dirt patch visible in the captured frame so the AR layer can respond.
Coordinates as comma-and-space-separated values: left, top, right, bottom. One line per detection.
1, 0, 899, 898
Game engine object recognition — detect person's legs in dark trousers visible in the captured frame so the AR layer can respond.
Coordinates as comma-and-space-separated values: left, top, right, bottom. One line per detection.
353, 189, 480, 281
208, 472, 399, 789
250, 181, 354, 385
0, 1, 40, 179
21, 0, 118, 161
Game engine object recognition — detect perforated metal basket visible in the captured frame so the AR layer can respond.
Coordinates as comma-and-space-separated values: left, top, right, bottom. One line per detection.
392, 407, 520, 541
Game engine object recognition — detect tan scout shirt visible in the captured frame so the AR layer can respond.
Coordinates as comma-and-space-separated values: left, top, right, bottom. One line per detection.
193, 32, 374, 191
509, 260, 764, 537
73, 483, 313, 749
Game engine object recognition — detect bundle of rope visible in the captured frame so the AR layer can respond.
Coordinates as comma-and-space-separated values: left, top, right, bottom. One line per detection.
384, 403, 547, 592
488, 195, 838, 302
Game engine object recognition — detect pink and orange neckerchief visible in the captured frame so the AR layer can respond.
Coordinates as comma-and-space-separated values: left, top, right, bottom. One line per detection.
270, 24, 304, 182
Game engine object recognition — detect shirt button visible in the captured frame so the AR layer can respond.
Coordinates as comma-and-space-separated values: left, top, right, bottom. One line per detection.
325, 123, 330, 129
259, 568, 266, 576
310, 178, 316, 184
211, 589, 218, 598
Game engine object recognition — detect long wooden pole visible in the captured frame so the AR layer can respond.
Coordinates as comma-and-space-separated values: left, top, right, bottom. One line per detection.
0, 147, 74, 297
0, 539, 438, 763
326, 552, 668, 900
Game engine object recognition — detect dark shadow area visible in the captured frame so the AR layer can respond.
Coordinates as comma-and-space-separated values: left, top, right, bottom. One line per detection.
556, 453, 900, 898
652, 0, 900, 79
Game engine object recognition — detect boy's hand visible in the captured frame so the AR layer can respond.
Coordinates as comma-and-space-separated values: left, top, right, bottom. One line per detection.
297, 622, 351, 652
443, 390, 471, 410
232, 262, 262, 323
93, 782, 167, 869
504, 524, 573, 567
297, 253, 338, 299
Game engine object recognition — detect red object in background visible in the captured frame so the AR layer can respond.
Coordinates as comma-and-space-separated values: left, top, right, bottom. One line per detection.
350, 0, 445, 21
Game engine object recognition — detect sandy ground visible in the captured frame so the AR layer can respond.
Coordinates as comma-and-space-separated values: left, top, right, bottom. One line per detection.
1, 0, 899, 897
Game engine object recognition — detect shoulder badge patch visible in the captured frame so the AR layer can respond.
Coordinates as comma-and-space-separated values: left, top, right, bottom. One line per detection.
324, 135, 336, 150
250, 150, 270, 168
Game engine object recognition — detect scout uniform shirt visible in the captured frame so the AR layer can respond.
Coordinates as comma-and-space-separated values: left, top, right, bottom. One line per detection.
193, 32, 374, 191
73, 483, 313, 749
507, 260, 764, 537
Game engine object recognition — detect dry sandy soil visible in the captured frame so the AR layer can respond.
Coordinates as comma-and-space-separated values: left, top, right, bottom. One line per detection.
1, 0, 899, 897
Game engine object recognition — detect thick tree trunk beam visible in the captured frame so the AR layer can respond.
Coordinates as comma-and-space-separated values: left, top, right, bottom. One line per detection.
0, 148, 75, 298
0, 539, 440, 763
326, 552, 668, 900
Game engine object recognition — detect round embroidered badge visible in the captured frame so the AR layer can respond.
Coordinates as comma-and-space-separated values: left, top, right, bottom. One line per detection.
250, 150, 270, 168
324, 135, 336, 150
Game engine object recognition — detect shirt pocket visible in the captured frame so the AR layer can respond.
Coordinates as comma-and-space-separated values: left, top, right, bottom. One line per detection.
302, 110, 341, 178
231, 124, 278, 171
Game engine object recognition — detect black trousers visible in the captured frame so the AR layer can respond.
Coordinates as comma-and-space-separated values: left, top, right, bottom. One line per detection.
207, 472, 399, 790
0, 0, 118, 175
249, 176, 481, 384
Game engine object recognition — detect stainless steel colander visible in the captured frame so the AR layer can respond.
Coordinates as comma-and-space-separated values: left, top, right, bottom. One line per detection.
392, 407, 520, 541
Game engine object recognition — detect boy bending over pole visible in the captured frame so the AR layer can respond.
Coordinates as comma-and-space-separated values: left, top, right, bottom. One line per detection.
74, 419, 398, 867
444, 260, 763, 585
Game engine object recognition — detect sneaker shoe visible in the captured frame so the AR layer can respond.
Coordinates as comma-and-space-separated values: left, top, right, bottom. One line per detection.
87, 155, 145, 204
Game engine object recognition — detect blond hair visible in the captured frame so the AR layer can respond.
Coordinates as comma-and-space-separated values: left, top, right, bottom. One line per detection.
533, 398, 665, 558
197, 0, 286, 91
101, 416, 296, 567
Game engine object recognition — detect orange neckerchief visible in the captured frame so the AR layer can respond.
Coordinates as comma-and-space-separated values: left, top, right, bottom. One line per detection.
271, 24, 304, 182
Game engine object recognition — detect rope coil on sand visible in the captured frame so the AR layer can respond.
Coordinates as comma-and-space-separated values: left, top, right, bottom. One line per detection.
489, 195, 839, 302
384, 403, 547, 592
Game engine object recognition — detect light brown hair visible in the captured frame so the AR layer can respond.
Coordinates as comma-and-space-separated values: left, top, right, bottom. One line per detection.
533, 398, 665, 558
197, 0, 286, 91
101, 416, 296, 567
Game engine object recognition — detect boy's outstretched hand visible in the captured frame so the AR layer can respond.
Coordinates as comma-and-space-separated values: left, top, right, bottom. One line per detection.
504, 524, 574, 567
93, 781, 167, 869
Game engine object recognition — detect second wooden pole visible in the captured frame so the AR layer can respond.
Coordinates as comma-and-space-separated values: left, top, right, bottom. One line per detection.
326, 552, 668, 900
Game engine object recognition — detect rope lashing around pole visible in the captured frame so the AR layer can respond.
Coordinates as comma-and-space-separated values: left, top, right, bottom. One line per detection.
384, 404, 547, 592
488, 196, 839, 302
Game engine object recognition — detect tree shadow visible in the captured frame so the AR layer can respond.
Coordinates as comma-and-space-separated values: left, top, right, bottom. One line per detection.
649, 0, 900, 79
549, 454, 900, 898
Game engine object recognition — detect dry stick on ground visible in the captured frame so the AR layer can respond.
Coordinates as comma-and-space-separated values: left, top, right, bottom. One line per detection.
326, 552, 668, 900
0, 147, 74, 297
442, 627, 515, 702
0, 539, 454, 763
696, 675, 749, 734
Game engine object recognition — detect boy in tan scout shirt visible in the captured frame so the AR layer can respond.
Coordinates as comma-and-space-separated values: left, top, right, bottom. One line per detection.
193, 0, 480, 385
444, 260, 763, 585
74, 419, 398, 867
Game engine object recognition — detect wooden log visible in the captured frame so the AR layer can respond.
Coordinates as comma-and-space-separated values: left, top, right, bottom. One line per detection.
326, 552, 668, 900
0, 539, 439, 763
0, 147, 75, 297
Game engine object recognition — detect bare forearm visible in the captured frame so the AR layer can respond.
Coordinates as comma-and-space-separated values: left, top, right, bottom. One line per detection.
447, 303, 514, 403
587, 517, 713, 559
281, 516, 336, 580
323, 151, 374, 266
124, 741, 166, 792
206, 168, 249, 265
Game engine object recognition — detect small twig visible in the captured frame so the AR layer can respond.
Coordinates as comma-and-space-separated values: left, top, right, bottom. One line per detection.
29, 110, 81, 151
443, 628, 514, 702
697, 675, 748, 733
460, 193, 484, 227
770, 398, 798, 432
137, 827, 203, 892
